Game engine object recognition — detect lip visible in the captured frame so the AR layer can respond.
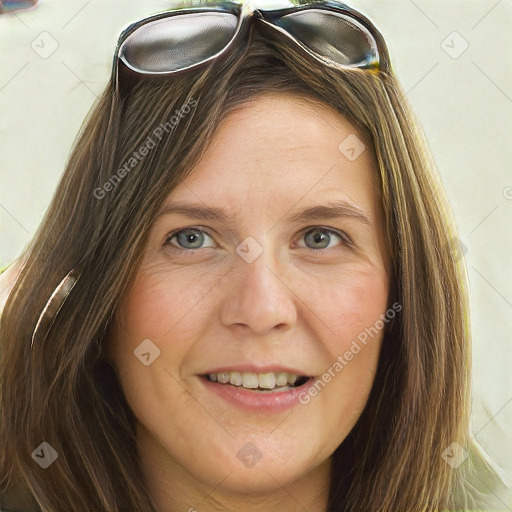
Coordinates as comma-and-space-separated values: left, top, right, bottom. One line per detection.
198, 375, 316, 413
200, 364, 312, 376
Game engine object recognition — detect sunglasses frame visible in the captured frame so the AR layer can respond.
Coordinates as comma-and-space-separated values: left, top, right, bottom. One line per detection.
112, 0, 391, 96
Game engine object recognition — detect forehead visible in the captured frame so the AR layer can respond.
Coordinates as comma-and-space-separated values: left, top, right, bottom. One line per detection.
165, 92, 379, 215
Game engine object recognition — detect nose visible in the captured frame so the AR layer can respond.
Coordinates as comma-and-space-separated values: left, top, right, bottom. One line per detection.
219, 243, 298, 334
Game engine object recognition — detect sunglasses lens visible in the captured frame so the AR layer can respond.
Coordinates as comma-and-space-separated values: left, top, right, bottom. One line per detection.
119, 12, 239, 73
277, 9, 378, 68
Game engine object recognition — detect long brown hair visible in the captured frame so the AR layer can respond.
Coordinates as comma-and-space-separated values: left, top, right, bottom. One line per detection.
0, 11, 481, 512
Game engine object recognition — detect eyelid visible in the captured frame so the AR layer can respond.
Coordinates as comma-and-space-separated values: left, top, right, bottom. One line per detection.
300, 225, 351, 242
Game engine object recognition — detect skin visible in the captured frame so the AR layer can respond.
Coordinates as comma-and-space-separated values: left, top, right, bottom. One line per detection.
106, 92, 392, 512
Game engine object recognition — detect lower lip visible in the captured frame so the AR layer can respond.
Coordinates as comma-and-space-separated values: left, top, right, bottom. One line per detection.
198, 376, 316, 413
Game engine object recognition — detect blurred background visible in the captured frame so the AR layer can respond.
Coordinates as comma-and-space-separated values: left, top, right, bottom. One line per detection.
0, 0, 511, 508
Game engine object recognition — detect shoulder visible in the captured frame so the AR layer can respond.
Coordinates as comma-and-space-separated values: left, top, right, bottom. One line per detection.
0, 259, 23, 315
0, 491, 39, 512
453, 434, 511, 511
1, 485, 41, 512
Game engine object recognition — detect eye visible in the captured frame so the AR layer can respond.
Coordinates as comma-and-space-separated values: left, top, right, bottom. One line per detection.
164, 227, 215, 252
163, 226, 351, 254
297, 227, 351, 251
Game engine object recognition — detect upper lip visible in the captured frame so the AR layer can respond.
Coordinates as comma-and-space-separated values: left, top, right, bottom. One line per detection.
200, 364, 313, 377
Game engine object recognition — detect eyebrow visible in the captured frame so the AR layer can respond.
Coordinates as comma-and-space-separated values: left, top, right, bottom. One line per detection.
157, 199, 372, 226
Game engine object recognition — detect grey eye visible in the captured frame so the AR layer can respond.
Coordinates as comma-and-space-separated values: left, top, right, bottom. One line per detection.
302, 228, 346, 250
166, 228, 215, 250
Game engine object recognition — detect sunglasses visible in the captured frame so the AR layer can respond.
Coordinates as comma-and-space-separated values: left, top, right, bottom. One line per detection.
112, 0, 391, 95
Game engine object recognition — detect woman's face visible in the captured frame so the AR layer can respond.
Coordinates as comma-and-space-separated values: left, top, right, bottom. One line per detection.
107, 92, 391, 505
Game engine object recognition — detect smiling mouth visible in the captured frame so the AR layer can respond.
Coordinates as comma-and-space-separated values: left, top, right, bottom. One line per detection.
200, 372, 312, 392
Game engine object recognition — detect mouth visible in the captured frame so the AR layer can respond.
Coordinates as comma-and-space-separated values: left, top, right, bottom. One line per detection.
200, 371, 312, 393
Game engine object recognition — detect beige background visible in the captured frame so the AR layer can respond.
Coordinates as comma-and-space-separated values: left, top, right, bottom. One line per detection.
1, 0, 511, 508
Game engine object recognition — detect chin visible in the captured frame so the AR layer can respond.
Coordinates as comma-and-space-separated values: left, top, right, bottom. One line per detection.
203, 463, 307, 495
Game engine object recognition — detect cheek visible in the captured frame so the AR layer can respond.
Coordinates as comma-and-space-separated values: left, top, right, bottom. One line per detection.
106, 269, 208, 429
313, 267, 389, 349
305, 269, 388, 416
118, 268, 215, 342
120, 281, 171, 340
106, 267, 214, 383
331, 272, 387, 371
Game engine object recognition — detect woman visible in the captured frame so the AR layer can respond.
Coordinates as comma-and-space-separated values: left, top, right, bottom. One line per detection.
0, 1, 504, 511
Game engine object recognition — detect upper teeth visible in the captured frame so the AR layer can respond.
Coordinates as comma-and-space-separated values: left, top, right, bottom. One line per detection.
208, 371, 302, 389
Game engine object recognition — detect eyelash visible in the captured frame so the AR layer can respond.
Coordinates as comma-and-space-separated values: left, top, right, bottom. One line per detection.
163, 226, 352, 255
